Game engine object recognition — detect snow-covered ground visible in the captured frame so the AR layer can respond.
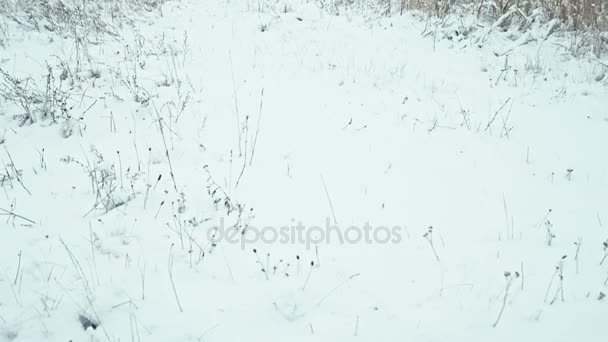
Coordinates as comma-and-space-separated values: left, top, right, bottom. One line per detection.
1, 0, 607, 341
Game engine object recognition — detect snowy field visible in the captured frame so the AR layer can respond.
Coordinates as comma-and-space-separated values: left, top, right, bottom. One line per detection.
1, 0, 607, 341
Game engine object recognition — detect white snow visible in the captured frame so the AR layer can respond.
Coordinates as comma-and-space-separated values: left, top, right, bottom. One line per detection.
1, 0, 607, 341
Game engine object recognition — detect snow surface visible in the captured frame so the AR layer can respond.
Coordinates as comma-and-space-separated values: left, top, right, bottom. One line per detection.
1, 0, 608, 341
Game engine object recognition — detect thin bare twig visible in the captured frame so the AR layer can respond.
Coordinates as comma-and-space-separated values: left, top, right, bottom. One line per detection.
321, 175, 338, 225
485, 97, 511, 132
152, 102, 178, 192
0, 207, 36, 224
3, 146, 31, 195
168, 251, 183, 312
249, 88, 264, 166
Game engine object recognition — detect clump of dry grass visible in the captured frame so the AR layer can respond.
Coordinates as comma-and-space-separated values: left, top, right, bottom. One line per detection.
0, 0, 177, 36
550, 0, 607, 31
0, 65, 71, 126
375, 0, 608, 56
398, 0, 607, 30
